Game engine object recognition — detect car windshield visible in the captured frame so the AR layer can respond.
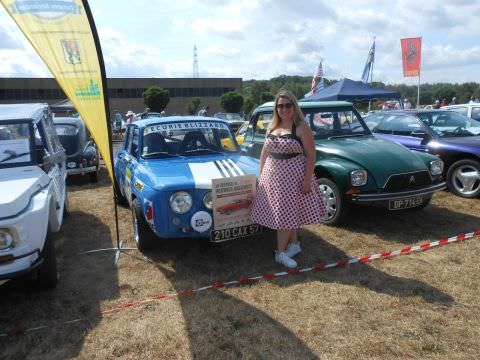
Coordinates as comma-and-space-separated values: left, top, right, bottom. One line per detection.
215, 113, 243, 121
142, 120, 239, 158
55, 124, 78, 136
304, 109, 371, 139
0, 122, 33, 167
417, 112, 480, 137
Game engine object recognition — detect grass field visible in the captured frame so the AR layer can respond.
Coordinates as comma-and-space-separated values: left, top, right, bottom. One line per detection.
1, 169, 479, 359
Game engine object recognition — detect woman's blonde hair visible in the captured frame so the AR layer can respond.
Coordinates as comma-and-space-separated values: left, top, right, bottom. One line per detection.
269, 90, 305, 131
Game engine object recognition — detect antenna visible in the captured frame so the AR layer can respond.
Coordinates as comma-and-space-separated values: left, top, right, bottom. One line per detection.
193, 45, 199, 78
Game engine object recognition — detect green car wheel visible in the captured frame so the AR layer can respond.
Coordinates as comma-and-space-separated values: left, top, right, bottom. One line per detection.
318, 177, 350, 226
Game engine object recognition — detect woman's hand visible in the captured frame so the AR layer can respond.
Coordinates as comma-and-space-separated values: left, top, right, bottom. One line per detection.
302, 178, 312, 194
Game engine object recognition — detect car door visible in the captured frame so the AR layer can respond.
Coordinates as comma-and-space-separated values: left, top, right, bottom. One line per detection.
241, 111, 272, 158
373, 114, 430, 152
123, 127, 140, 203
116, 126, 131, 191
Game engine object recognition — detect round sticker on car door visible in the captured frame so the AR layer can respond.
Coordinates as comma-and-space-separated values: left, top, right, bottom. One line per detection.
190, 211, 212, 233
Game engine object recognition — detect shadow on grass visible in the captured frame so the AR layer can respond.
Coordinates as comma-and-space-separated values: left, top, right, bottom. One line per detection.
137, 226, 453, 358
338, 203, 480, 244
66, 167, 112, 193
0, 211, 119, 360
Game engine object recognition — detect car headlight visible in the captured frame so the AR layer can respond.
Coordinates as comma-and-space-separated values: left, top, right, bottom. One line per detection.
169, 191, 193, 214
351, 170, 368, 186
0, 229, 14, 250
67, 161, 77, 168
203, 191, 213, 209
429, 159, 444, 176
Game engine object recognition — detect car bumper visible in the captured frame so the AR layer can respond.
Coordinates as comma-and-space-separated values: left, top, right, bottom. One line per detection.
67, 165, 97, 175
350, 182, 447, 202
0, 249, 43, 281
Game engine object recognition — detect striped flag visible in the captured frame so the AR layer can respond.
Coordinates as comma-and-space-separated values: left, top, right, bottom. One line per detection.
304, 60, 324, 97
361, 38, 375, 83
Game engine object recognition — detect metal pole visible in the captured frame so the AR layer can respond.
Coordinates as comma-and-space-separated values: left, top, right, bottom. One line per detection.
417, 74, 421, 109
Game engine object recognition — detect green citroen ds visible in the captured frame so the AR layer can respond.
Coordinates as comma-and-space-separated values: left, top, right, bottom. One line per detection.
241, 101, 446, 225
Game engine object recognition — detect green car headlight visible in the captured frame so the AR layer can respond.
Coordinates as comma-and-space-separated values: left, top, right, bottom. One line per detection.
0, 229, 14, 250
169, 191, 192, 214
351, 170, 368, 186
429, 159, 444, 176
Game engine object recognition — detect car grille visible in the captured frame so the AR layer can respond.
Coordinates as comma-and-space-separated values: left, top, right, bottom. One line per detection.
383, 171, 431, 192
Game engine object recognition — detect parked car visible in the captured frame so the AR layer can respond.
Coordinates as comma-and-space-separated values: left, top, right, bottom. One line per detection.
234, 121, 249, 145
53, 116, 100, 182
365, 110, 480, 198
442, 103, 480, 121
114, 116, 260, 251
0, 103, 67, 289
242, 101, 446, 225
213, 113, 245, 132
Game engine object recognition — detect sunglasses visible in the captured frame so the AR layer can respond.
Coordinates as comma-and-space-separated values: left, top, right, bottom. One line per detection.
276, 102, 293, 109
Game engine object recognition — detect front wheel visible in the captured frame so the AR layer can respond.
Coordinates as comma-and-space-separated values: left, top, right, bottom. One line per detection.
446, 159, 480, 198
132, 198, 156, 252
317, 177, 350, 226
37, 231, 58, 290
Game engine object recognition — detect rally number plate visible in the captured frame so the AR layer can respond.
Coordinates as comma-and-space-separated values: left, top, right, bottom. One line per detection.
211, 224, 262, 243
389, 196, 424, 210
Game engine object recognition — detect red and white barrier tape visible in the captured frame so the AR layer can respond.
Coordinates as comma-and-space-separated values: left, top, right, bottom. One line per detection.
2, 230, 479, 338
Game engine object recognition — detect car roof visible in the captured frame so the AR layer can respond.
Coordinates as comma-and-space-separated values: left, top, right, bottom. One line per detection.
133, 115, 229, 127
53, 116, 83, 125
371, 109, 458, 115
256, 100, 353, 111
0, 103, 49, 122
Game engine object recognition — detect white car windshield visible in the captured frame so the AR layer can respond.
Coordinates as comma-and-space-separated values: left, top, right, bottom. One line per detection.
142, 120, 239, 158
0, 122, 32, 166
418, 112, 480, 137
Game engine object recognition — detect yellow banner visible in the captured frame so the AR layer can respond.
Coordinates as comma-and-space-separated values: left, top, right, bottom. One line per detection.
0, 0, 113, 179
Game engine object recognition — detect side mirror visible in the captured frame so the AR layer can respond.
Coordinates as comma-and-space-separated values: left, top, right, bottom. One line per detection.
411, 130, 432, 144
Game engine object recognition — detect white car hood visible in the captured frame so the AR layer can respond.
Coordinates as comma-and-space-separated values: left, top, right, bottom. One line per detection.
0, 166, 50, 218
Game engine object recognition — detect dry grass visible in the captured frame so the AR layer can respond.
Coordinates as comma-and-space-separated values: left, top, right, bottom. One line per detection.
1, 169, 479, 359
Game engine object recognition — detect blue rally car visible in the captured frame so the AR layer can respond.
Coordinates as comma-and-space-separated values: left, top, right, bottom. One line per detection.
114, 116, 260, 251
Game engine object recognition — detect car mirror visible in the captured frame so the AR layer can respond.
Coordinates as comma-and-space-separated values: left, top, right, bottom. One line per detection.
411, 130, 432, 144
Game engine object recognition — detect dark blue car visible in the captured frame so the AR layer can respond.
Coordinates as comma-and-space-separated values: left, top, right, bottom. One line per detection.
366, 110, 480, 198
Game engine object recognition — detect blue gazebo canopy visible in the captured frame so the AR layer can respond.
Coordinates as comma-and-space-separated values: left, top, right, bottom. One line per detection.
301, 78, 400, 102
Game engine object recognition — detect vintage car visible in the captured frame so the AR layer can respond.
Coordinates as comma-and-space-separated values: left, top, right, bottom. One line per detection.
0, 103, 67, 289
53, 116, 100, 182
242, 101, 446, 225
213, 112, 245, 132
216, 198, 252, 215
365, 110, 480, 198
114, 116, 260, 251
442, 103, 480, 121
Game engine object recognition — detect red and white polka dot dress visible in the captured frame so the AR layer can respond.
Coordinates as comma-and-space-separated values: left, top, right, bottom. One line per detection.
250, 135, 327, 230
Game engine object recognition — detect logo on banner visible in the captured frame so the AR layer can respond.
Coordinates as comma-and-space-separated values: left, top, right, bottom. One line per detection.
406, 41, 417, 62
75, 79, 100, 99
9, 0, 82, 20
60, 39, 81, 64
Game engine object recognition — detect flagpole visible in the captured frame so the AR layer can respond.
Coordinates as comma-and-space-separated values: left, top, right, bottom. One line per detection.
417, 74, 421, 109
368, 37, 375, 112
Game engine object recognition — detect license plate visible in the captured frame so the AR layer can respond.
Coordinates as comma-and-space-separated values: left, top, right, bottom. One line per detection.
211, 224, 262, 243
389, 196, 424, 210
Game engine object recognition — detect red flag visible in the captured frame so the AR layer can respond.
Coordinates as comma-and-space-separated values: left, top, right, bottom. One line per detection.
401, 37, 422, 77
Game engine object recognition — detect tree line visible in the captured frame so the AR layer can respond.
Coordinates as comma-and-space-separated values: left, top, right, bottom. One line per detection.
142, 76, 480, 115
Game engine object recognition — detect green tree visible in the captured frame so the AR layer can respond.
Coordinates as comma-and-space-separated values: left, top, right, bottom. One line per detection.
142, 86, 169, 112
243, 97, 255, 116
220, 91, 244, 113
187, 97, 201, 115
260, 91, 275, 103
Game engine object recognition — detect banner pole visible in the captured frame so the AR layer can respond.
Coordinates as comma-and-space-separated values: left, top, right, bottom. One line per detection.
417, 74, 421, 109
80, 0, 137, 264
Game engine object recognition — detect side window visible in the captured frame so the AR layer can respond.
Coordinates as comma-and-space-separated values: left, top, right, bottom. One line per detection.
123, 126, 131, 149
129, 128, 139, 157
471, 107, 480, 121
254, 112, 273, 136
375, 115, 421, 135
448, 107, 468, 116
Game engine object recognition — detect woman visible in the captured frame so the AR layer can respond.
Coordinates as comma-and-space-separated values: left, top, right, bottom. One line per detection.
251, 90, 326, 268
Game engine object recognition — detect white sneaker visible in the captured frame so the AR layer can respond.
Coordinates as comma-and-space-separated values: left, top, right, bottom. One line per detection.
275, 251, 297, 268
285, 242, 301, 258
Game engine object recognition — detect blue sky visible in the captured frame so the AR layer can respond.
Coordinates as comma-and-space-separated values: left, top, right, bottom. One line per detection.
1, 0, 479, 85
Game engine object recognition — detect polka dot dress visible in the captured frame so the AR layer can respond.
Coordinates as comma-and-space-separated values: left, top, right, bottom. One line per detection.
250, 135, 327, 230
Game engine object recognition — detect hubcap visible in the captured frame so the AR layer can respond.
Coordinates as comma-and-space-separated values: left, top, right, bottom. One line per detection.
318, 183, 337, 220
451, 164, 480, 196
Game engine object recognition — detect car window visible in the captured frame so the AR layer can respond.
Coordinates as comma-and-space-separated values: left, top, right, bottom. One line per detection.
253, 113, 273, 136
130, 127, 139, 157
236, 122, 249, 136
420, 112, 479, 137
123, 126, 131, 150
447, 106, 468, 116
471, 107, 480, 121
374, 115, 422, 135
305, 110, 369, 138
0, 122, 33, 167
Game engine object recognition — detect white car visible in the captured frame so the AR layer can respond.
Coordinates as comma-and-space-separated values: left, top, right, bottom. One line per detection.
442, 103, 480, 121
0, 104, 67, 289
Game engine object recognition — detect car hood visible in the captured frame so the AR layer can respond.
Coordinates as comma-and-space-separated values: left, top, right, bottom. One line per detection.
137, 154, 259, 191
316, 136, 429, 185
0, 166, 50, 218
433, 135, 480, 155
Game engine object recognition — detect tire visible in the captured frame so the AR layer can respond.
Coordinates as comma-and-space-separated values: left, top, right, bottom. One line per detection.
317, 177, 350, 226
114, 180, 128, 206
37, 231, 58, 290
132, 198, 156, 252
446, 159, 480, 198
89, 168, 99, 183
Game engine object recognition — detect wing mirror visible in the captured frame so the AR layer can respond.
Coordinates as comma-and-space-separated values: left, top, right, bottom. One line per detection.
411, 130, 432, 144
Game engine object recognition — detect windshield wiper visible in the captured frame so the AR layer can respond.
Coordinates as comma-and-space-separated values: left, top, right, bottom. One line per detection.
182, 148, 224, 154
328, 133, 368, 140
142, 151, 185, 159
0, 151, 31, 164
